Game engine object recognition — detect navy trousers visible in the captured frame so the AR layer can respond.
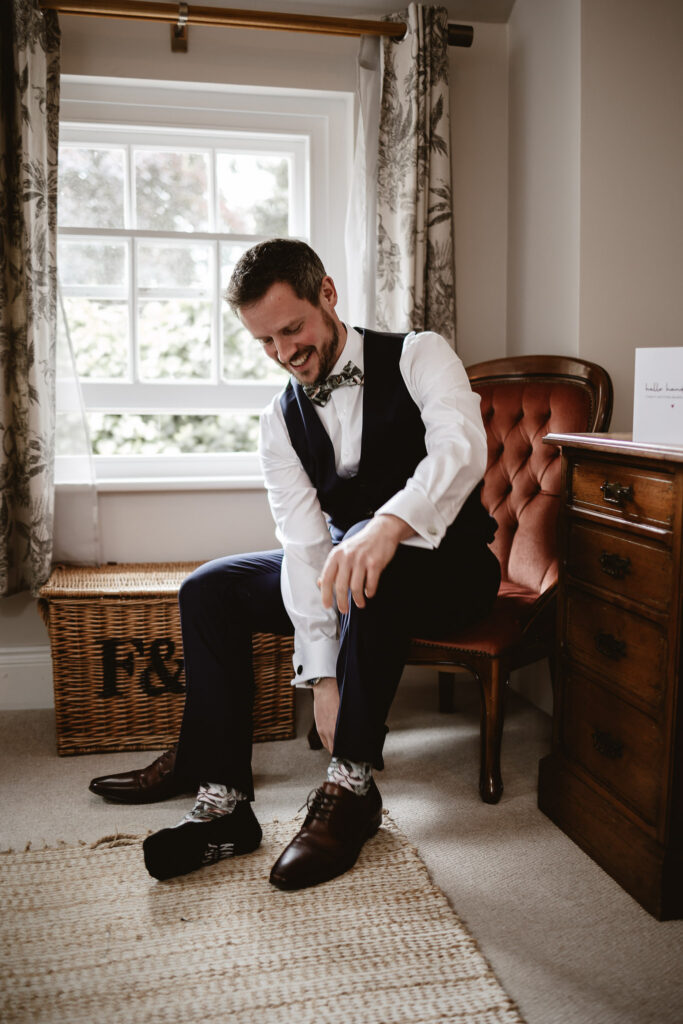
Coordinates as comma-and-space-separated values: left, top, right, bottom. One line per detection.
173, 521, 500, 799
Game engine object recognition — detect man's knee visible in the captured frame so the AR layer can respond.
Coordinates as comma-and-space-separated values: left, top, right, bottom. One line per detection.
179, 557, 240, 615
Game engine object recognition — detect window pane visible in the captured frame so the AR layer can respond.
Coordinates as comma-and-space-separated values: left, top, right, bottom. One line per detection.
220, 243, 283, 382
216, 153, 290, 235
135, 150, 209, 231
59, 240, 127, 288
60, 298, 129, 379
58, 147, 125, 228
138, 299, 212, 380
89, 412, 259, 454
137, 241, 211, 291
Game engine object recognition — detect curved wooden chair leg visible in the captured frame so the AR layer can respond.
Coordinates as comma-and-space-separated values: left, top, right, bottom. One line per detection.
477, 657, 505, 804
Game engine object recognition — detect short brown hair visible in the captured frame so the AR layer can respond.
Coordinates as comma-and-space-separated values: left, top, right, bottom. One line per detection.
225, 238, 327, 313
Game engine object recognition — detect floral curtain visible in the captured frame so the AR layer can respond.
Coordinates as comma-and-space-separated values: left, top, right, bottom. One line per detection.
375, 4, 455, 344
0, 0, 60, 597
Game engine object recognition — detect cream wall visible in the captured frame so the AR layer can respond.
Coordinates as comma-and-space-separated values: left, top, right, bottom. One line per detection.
579, 0, 683, 431
0, 14, 510, 708
507, 0, 683, 428
507, 0, 581, 357
451, 23, 509, 367
58, 16, 360, 93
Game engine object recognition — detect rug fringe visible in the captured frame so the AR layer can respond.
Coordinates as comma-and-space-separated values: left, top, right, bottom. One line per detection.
90, 832, 146, 849
1, 833, 148, 855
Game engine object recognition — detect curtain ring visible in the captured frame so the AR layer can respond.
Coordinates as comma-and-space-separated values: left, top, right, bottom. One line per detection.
171, 1, 189, 52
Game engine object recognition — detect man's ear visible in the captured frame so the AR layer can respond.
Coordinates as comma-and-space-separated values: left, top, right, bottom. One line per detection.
319, 275, 338, 310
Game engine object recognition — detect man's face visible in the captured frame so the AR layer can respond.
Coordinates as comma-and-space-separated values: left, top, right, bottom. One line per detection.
238, 278, 344, 386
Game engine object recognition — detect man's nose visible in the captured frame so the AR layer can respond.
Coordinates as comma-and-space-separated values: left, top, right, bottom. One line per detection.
274, 336, 298, 365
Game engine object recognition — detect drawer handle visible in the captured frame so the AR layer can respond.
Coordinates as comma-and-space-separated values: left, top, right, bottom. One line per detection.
595, 631, 626, 660
592, 729, 624, 759
599, 551, 632, 579
600, 480, 634, 507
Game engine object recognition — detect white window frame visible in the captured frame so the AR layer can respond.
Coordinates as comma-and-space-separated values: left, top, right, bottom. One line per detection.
57, 75, 353, 487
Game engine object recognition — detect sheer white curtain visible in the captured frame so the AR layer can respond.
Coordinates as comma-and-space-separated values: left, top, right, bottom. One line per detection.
54, 287, 101, 566
345, 3, 456, 345
344, 34, 382, 330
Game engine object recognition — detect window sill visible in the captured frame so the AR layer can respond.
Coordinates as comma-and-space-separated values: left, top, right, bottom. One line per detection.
55, 452, 265, 492
56, 474, 265, 494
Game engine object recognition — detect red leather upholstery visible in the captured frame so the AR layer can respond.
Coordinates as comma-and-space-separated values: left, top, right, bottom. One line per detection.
480, 380, 592, 596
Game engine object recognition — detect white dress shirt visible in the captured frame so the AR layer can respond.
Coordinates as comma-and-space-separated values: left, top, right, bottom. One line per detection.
258, 325, 487, 685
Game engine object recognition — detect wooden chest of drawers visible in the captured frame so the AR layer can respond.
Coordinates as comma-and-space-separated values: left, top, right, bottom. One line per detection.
538, 432, 683, 919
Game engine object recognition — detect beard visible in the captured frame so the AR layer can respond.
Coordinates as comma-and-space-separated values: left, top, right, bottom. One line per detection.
286, 308, 341, 385
314, 310, 342, 383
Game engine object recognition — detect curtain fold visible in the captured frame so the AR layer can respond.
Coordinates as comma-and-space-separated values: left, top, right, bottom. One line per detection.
344, 34, 381, 330
373, 3, 456, 345
0, 0, 61, 596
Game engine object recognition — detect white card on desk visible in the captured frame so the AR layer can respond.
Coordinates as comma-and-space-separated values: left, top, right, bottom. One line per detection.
633, 347, 683, 445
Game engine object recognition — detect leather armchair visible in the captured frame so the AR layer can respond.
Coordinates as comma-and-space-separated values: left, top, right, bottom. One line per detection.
407, 355, 613, 802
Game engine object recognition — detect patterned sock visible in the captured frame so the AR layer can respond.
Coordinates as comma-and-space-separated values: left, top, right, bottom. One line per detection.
327, 756, 373, 796
178, 783, 247, 826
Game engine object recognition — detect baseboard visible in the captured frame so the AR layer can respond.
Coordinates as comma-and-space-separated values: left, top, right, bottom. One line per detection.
0, 646, 53, 709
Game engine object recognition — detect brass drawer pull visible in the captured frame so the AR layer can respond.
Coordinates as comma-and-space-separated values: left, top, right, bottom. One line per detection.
595, 631, 626, 660
592, 729, 624, 759
599, 551, 632, 579
600, 480, 634, 506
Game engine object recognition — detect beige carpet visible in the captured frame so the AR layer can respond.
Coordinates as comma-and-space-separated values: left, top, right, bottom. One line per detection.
1, 814, 524, 1024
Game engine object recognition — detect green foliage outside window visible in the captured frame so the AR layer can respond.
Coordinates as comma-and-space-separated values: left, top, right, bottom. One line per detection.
58, 142, 292, 457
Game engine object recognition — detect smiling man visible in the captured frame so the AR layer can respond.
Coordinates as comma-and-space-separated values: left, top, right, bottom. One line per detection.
89, 238, 500, 889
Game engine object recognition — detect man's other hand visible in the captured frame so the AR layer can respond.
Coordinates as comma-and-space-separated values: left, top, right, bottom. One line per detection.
318, 515, 415, 614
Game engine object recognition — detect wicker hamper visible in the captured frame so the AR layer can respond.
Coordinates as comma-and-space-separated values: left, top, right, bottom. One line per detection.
38, 562, 296, 756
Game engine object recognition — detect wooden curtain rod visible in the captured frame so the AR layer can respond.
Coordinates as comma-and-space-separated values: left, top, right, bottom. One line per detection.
39, 1, 474, 46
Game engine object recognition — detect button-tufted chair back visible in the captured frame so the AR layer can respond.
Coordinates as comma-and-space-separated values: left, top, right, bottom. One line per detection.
472, 358, 611, 596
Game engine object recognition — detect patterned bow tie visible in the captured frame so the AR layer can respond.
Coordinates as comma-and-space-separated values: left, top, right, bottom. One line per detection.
302, 361, 364, 407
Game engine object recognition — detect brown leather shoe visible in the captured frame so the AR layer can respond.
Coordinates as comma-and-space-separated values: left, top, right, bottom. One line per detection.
88, 746, 187, 803
269, 780, 383, 890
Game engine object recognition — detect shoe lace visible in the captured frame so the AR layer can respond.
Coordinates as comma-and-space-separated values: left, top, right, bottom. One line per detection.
158, 745, 176, 769
299, 786, 339, 824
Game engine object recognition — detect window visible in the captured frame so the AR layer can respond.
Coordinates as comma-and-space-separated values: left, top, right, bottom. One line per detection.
57, 77, 352, 485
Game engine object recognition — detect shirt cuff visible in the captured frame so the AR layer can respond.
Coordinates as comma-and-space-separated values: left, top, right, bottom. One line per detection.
290, 637, 339, 687
375, 490, 448, 548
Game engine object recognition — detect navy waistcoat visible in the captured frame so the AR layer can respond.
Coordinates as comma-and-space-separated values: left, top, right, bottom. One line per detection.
279, 328, 494, 547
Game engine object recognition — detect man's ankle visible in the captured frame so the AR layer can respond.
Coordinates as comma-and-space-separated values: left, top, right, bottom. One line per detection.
327, 756, 373, 795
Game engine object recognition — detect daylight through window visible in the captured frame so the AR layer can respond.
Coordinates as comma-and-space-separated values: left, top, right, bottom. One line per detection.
58, 129, 306, 459
56, 78, 351, 481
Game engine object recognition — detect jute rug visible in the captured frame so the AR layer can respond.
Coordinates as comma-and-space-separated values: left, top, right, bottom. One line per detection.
1, 814, 525, 1024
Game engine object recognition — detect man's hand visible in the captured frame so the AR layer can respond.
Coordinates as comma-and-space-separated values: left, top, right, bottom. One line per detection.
318, 514, 415, 614
313, 676, 339, 753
